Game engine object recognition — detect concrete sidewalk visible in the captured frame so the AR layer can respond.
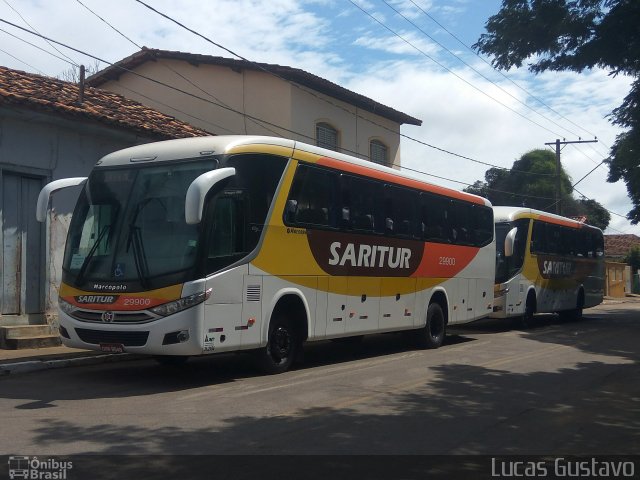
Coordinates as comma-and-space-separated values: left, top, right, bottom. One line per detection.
1, 295, 638, 376
0, 345, 137, 376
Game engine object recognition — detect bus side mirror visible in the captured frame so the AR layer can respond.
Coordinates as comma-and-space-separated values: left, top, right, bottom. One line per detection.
36, 177, 87, 222
504, 227, 517, 257
185, 167, 236, 224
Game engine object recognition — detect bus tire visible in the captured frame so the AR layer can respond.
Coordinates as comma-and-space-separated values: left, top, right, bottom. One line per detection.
154, 355, 190, 367
520, 293, 536, 328
560, 291, 584, 321
254, 314, 299, 374
416, 303, 446, 349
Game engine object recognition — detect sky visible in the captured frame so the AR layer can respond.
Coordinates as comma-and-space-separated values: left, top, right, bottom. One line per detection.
0, 0, 635, 235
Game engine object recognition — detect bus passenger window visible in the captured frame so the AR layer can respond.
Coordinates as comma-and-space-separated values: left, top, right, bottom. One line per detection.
285, 164, 339, 228
472, 205, 494, 247
347, 176, 381, 233
531, 221, 546, 254
421, 193, 451, 243
384, 185, 417, 237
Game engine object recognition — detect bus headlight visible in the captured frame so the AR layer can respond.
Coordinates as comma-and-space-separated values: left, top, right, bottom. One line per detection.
494, 288, 509, 299
58, 298, 76, 315
150, 289, 212, 317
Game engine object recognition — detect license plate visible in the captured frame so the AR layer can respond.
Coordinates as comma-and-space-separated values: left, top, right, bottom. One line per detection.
99, 343, 125, 353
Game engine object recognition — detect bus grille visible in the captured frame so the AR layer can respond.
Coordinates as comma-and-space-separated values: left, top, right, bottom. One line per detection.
75, 328, 149, 346
71, 310, 155, 323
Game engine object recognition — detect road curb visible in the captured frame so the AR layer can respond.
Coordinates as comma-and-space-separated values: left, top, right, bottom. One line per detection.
0, 352, 140, 376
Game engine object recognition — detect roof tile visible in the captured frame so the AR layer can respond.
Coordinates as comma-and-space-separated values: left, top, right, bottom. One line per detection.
0, 65, 211, 140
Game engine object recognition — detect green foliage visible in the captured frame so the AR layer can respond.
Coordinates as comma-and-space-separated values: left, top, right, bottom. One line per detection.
563, 198, 611, 231
475, 0, 640, 223
624, 246, 640, 272
464, 149, 611, 229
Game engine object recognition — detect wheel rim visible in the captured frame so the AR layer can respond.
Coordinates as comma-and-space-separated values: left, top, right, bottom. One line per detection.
270, 326, 292, 363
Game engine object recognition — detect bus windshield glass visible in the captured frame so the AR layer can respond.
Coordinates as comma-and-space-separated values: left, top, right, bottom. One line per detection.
62, 158, 217, 290
495, 219, 528, 284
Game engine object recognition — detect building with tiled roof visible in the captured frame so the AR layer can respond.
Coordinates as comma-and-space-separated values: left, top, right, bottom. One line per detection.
605, 234, 640, 260
0, 65, 210, 140
87, 47, 422, 168
0, 65, 209, 331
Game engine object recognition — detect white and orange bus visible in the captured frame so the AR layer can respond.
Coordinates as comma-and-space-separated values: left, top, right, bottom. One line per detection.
38, 136, 495, 373
492, 206, 604, 325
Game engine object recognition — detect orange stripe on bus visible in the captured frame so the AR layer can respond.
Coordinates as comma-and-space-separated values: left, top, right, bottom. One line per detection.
536, 215, 584, 229
411, 242, 480, 278
317, 157, 486, 205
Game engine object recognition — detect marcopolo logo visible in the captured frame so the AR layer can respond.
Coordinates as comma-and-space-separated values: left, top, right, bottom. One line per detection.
8, 456, 73, 479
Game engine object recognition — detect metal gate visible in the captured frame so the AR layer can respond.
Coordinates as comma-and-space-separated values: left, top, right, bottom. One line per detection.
1, 172, 45, 316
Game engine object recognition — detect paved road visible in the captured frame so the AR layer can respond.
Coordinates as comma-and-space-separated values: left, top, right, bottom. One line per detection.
0, 302, 638, 455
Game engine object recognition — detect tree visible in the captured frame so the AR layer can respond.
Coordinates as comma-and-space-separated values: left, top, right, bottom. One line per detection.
465, 148, 611, 229
58, 60, 102, 83
563, 198, 611, 231
474, 0, 640, 223
624, 246, 640, 272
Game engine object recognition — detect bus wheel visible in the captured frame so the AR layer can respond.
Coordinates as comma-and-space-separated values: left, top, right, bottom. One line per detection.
560, 295, 584, 322
255, 315, 299, 374
416, 303, 446, 349
520, 294, 536, 328
154, 355, 190, 367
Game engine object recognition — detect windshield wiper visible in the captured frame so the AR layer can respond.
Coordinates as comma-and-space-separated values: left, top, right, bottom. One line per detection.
75, 224, 110, 286
127, 225, 150, 289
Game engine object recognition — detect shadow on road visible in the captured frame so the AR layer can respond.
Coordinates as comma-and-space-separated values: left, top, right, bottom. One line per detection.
2, 308, 639, 455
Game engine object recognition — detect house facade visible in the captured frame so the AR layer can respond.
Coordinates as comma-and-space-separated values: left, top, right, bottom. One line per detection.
87, 48, 422, 168
0, 66, 208, 328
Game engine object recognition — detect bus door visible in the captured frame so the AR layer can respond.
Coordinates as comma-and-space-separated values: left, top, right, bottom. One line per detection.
505, 219, 530, 316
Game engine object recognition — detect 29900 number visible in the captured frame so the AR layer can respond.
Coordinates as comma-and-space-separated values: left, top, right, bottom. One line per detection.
438, 256, 456, 266
123, 297, 152, 306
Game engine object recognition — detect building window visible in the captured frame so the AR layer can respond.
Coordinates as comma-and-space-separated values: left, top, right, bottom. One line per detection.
370, 140, 388, 166
316, 122, 339, 151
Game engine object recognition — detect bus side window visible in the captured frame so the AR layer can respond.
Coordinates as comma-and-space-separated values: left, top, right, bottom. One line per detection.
531, 221, 544, 254
472, 205, 494, 247
451, 200, 472, 245
421, 193, 451, 243
384, 185, 417, 237
347, 176, 381, 233
285, 164, 338, 228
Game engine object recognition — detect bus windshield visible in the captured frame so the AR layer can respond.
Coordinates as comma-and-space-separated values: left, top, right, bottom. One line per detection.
62, 159, 217, 290
495, 219, 528, 284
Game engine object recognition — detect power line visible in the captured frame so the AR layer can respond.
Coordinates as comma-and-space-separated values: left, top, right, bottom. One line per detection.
0, 19, 560, 205
130, 1, 559, 178
2, 0, 79, 67
74, 0, 284, 137
405, 0, 601, 141
398, 0, 618, 183
348, 0, 563, 138
0, 18, 603, 207
380, 0, 584, 140
0, 46, 45, 74
0, 26, 80, 66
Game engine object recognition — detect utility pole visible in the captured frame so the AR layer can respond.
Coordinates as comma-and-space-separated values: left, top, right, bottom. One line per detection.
544, 138, 598, 215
